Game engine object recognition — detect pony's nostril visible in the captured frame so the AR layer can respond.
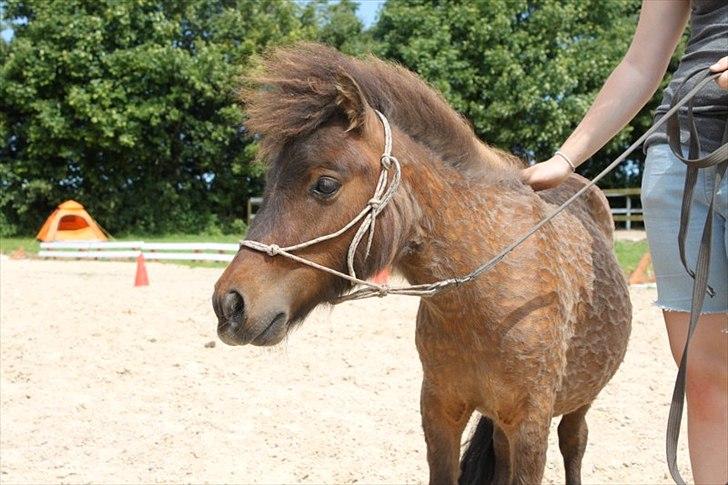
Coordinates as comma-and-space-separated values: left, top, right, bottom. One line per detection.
222, 290, 245, 323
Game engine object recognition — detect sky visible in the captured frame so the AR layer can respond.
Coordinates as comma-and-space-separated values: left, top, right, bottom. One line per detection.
357, 0, 386, 28
0, 0, 386, 42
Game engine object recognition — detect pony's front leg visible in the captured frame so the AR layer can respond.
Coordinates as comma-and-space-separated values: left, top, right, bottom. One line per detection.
421, 381, 472, 485
505, 410, 552, 485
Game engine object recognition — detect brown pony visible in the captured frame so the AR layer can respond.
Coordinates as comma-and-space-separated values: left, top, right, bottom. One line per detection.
213, 43, 631, 485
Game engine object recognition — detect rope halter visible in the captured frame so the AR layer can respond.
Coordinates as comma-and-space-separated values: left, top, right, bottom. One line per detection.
239, 110, 401, 296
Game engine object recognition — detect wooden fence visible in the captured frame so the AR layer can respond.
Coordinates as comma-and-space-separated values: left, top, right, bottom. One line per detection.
39, 241, 239, 262
247, 197, 263, 224
603, 188, 642, 230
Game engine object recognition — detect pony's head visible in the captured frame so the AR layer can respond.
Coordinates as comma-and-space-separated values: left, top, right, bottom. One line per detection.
212, 46, 409, 346
212, 43, 519, 346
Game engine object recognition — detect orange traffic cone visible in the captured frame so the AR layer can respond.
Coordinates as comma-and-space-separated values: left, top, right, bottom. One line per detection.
134, 253, 149, 287
628, 251, 655, 285
371, 267, 390, 285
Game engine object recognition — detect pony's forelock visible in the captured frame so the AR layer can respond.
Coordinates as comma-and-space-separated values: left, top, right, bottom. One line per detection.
241, 42, 523, 174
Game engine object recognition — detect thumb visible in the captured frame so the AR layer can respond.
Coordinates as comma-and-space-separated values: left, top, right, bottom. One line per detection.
520, 165, 534, 182
709, 56, 728, 73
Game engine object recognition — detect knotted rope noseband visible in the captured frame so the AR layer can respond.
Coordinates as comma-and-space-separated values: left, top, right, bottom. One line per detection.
240, 111, 405, 298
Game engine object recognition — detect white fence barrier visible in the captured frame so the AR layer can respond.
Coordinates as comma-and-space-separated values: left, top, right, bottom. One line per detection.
39, 241, 239, 263
604, 188, 643, 230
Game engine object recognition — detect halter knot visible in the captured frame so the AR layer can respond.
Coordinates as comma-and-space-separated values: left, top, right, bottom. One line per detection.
380, 155, 394, 169
267, 244, 281, 257
376, 285, 390, 297
368, 198, 382, 210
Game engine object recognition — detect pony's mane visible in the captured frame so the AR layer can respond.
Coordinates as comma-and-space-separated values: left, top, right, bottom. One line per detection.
243, 43, 522, 173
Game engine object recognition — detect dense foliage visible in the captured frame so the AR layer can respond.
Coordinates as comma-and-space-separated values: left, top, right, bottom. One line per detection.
374, 0, 683, 183
0, 0, 362, 235
1, 0, 681, 236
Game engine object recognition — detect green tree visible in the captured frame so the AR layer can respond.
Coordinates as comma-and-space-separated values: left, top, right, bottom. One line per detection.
373, 0, 684, 187
0, 0, 313, 235
301, 0, 376, 56
3, 0, 677, 238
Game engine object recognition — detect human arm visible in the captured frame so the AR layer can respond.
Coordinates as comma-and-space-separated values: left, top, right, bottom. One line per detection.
521, 0, 691, 191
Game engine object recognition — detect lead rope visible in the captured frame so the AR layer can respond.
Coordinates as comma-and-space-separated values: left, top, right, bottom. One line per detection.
664, 70, 728, 485
240, 71, 724, 305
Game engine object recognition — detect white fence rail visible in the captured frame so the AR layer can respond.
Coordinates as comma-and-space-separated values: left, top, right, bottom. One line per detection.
604, 188, 643, 230
39, 241, 239, 263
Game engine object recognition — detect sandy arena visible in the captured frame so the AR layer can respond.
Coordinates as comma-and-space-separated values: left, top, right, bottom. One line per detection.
1, 257, 690, 483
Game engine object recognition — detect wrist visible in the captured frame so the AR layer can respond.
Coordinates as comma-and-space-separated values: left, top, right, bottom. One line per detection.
554, 150, 576, 171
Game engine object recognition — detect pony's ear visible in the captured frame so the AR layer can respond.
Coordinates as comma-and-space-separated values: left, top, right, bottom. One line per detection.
335, 72, 371, 132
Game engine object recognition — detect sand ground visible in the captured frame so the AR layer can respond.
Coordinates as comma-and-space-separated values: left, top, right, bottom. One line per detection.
0, 257, 690, 484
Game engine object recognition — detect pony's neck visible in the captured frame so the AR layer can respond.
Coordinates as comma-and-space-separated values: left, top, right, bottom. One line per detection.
382, 105, 515, 174
359, 57, 520, 173
391, 135, 529, 293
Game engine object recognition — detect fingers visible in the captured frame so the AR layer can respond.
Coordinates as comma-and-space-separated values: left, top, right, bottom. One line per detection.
709, 56, 728, 73
520, 159, 571, 191
708, 57, 728, 90
520, 166, 544, 190
715, 70, 728, 90
520, 165, 535, 183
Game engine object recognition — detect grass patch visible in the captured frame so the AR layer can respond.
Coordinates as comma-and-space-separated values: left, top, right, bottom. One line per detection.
0, 235, 233, 268
614, 240, 649, 275
0, 237, 39, 254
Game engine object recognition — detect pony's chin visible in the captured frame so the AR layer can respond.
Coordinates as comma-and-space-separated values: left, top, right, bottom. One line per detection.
251, 312, 289, 346
217, 312, 289, 347
217, 326, 247, 346
250, 326, 287, 346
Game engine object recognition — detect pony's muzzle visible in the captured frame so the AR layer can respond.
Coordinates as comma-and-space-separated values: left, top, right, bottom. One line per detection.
213, 287, 290, 347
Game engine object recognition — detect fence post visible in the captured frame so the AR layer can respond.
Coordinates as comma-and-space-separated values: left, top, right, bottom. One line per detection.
626, 196, 632, 230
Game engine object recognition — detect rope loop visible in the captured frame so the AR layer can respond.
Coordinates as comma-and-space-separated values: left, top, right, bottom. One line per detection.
380, 154, 394, 169
368, 198, 382, 210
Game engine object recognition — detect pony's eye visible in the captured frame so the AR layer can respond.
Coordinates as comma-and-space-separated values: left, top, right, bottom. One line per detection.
312, 176, 341, 197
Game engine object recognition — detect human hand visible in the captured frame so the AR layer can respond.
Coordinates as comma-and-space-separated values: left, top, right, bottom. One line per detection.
520, 156, 574, 191
710, 56, 728, 90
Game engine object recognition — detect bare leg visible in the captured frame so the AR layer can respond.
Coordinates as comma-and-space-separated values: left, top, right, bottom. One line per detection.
664, 311, 728, 484
557, 404, 591, 485
421, 382, 472, 485
506, 412, 552, 485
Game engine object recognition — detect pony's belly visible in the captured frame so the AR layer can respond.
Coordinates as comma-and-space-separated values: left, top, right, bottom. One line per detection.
553, 292, 632, 415
416, 318, 571, 424
545, 200, 633, 416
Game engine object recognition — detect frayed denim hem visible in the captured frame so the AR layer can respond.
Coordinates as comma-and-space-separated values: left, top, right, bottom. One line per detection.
653, 301, 728, 315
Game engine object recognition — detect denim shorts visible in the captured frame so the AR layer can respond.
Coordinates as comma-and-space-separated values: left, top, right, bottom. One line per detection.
641, 143, 728, 313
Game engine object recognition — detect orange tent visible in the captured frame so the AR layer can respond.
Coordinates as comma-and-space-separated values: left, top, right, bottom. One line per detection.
36, 200, 109, 242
